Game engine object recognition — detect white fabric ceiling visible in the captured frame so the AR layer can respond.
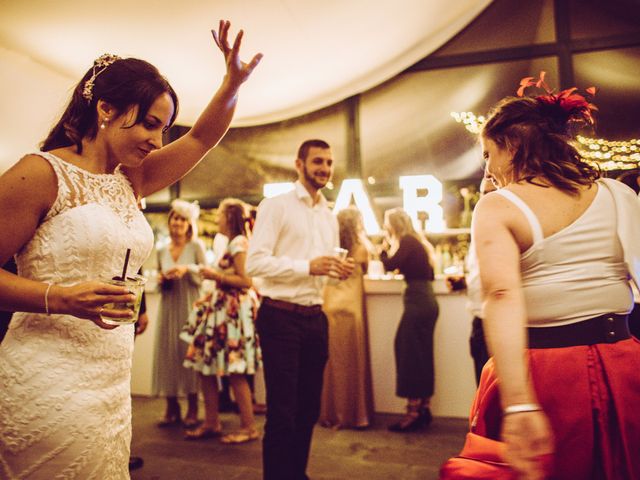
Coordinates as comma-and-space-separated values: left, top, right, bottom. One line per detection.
0, 0, 491, 173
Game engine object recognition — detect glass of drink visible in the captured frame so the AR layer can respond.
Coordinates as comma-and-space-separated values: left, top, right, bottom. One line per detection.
328, 247, 349, 285
100, 274, 147, 325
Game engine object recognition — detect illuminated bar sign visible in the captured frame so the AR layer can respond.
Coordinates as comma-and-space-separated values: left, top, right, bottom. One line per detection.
263, 174, 445, 235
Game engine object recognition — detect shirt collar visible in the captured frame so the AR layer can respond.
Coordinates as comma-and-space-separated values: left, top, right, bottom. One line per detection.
294, 180, 327, 207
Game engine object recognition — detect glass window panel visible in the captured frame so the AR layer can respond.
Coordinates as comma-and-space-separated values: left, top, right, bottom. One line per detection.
178, 103, 349, 203
360, 57, 559, 229
569, 0, 640, 40
573, 47, 640, 140
360, 57, 559, 182
143, 187, 171, 206
434, 0, 555, 56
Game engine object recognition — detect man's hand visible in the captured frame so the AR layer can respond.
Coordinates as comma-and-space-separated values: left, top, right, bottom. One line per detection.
310, 256, 355, 279
309, 256, 337, 276
337, 257, 355, 280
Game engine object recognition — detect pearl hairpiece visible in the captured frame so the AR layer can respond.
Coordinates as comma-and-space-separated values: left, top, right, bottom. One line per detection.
82, 53, 122, 103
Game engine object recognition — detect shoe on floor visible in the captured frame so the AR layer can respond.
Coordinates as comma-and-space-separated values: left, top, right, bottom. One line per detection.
184, 425, 223, 440
220, 428, 260, 444
128, 456, 144, 471
388, 407, 432, 432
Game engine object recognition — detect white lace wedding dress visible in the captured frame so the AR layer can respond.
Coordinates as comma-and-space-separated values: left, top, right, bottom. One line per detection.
0, 152, 154, 479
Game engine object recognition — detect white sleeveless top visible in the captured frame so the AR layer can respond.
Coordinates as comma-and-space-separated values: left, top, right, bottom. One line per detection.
496, 181, 632, 327
0, 152, 153, 479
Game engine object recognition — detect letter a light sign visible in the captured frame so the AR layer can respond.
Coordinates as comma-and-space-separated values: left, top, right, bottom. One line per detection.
263, 174, 445, 235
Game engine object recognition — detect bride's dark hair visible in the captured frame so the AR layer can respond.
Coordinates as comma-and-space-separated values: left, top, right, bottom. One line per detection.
41, 57, 179, 153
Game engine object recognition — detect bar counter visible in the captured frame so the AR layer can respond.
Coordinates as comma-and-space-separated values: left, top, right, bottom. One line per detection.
132, 276, 477, 419
364, 275, 476, 418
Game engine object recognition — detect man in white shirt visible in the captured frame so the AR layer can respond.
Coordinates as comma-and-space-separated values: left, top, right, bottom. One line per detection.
465, 176, 496, 385
615, 170, 640, 340
247, 139, 353, 480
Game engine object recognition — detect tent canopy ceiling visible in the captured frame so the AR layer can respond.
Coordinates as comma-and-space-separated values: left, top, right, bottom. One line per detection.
0, 0, 491, 173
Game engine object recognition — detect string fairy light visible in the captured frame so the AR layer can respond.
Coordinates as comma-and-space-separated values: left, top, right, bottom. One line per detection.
451, 112, 640, 171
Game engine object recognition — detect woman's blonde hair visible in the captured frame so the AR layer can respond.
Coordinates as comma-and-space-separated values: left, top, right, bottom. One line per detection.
384, 207, 435, 267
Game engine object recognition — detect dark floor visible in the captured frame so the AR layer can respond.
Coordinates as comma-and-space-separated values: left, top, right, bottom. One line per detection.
130, 396, 468, 480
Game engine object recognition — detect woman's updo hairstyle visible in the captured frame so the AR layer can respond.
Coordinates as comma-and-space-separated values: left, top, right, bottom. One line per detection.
482, 72, 600, 193
41, 56, 179, 153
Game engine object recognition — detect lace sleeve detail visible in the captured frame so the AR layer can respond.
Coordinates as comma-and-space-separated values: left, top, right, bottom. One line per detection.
25, 152, 141, 227
27, 152, 75, 222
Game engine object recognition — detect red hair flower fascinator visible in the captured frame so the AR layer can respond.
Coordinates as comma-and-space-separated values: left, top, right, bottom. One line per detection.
517, 71, 598, 126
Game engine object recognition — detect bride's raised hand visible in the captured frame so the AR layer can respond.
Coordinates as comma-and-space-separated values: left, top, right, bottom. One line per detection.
212, 19, 262, 86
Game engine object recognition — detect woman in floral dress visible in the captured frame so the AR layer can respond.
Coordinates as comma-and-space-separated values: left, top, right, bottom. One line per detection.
182, 198, 261, 443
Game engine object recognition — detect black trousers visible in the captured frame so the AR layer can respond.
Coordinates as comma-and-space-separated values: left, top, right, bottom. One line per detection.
256, 303, 328, 480
469, 316, 490, 386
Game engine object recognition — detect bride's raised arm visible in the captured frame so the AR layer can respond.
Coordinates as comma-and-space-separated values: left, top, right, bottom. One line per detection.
128, 20, 262, 197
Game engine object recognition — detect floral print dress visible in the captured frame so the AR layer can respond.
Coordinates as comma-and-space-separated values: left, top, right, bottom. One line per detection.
181, 235, 261, 376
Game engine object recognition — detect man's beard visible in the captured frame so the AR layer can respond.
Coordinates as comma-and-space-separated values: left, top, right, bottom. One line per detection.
303, 164, 329, 190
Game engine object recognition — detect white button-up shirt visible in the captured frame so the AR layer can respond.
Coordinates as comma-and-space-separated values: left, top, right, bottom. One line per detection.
246, 181, 339, 306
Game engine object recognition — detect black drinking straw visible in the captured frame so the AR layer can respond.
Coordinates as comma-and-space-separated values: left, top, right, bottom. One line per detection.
119, 248, 131, 281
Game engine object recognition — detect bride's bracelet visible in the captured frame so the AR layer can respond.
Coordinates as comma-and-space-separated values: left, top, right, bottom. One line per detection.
503, 403, 542, 416
44, 283, 53, 316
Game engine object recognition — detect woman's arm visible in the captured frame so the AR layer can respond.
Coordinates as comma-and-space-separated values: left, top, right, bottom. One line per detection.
0, 156, 134, 326
352, 244, 369, 273
225, 251, 252, 289
473, 194, 553, 480
202, 251, 251, 289
126, 20, 262, 197
380, 235, 411, 271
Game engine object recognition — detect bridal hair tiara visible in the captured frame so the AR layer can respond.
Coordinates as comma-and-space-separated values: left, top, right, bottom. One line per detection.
82, 53, 122, 103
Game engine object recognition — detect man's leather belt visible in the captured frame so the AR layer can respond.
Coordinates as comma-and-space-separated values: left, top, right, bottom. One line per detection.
528, 313, 631, 349
262, 297, 323, 317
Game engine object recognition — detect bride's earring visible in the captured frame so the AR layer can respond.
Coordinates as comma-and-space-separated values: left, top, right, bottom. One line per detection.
100, 117, 110, 130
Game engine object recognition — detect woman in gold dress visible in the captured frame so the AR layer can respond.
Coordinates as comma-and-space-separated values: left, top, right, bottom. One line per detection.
320, 206, 374, 429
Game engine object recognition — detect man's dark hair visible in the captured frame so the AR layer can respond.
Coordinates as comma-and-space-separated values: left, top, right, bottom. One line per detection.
297, 139, 330, 161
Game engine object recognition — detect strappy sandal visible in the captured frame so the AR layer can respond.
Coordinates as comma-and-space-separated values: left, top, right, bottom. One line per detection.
220, 428, 260, 444
184, 425, 222, 440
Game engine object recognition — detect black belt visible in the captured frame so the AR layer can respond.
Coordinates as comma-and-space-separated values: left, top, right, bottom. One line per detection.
262, 297, 323, 317
528, 313, 630, 349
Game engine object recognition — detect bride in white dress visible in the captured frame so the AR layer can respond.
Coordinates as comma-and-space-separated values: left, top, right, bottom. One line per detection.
0, 21, 261, 479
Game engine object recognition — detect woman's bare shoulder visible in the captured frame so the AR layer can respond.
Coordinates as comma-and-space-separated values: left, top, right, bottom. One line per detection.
1, 154, 57, 193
